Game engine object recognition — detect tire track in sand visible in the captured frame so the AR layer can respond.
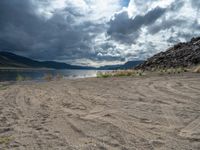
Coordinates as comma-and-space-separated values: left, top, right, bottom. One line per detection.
81, 108, 155, 150
161, 105, 183, 128
179, 116, 200, 139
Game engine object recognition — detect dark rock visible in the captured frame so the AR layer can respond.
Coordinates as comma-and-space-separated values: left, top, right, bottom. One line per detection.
136, 37, 200, 70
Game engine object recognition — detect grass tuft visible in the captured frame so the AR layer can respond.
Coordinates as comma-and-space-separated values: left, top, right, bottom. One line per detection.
97, 72, 111, 78
0, 85, 7, 90
44, 73, 53, 81
0, 136, 12, 145
55, 73, 64, 80
16, 74, 25, 81
97, 70, 145, 78
96, 66, 191, 78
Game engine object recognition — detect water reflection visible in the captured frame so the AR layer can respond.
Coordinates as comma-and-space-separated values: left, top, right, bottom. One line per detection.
0, 69, 110, 82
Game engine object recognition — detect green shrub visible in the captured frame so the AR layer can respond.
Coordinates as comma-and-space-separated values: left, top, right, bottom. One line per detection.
134, 70, 144, 76
97, 70, 141, 78
0, 85, 7, 90
0, 136, 12, 145
44, 73, 53, 81
16, 74, 24, 81
97, 72, 111, 78
158, 69, 165, 75
55, 74, 64, 80
176, 67, 184, 74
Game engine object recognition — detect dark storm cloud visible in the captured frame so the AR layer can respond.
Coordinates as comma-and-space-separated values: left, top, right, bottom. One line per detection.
148, 19, 186, 35
169, 0, 185, 11
0, 0, 41, 52
107, 7, 166, 43
146, 0, 186, 35
191, 0, 200, 10
0, 0, 105, 62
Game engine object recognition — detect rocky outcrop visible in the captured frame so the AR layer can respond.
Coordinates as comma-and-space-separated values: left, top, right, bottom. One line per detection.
136, 37, 200, 70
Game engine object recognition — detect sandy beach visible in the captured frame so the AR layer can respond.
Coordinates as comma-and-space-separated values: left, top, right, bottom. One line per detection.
0, 74, 200, 150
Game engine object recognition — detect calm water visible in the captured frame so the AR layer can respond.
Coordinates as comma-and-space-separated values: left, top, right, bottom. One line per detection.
0, 69, 110, 82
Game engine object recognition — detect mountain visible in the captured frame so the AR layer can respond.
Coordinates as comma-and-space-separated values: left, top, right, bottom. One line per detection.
98, 64, 122, 70
121, 61, 145, 69
99, 61, 144, 70
0, 51, 94, 69
0, 51, 144, 70
136, 37, 200, 70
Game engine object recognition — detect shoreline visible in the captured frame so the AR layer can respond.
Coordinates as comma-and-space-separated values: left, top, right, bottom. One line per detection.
0, 71, 199, 83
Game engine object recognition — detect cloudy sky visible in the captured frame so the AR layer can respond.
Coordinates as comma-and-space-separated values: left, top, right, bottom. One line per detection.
0, 0, 200, 66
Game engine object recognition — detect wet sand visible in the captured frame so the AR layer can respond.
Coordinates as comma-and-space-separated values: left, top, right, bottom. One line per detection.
0, 73, 200, 150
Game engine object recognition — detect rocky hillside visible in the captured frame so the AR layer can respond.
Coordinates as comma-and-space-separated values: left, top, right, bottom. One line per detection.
136, 37, 200, 70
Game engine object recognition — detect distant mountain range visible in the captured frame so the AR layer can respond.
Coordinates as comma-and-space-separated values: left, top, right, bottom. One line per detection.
99, 61, 144, 70
0, 51, 94, 70
136, 37, 200, 70
0, 51, 143, 70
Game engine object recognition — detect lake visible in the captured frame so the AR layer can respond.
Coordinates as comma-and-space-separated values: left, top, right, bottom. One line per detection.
0, 69, 110, 82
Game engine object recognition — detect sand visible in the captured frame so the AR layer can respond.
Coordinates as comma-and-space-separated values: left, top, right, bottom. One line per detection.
0, 73, 200, 150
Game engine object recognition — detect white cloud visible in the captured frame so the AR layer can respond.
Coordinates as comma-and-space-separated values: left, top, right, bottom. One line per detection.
34, 0, 122, 22
127, 0, 174, 16
106, 0, 200, 61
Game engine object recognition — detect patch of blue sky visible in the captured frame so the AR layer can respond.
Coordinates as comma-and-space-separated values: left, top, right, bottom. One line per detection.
121, 0, 130, 7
